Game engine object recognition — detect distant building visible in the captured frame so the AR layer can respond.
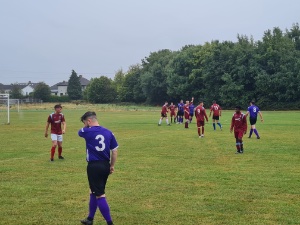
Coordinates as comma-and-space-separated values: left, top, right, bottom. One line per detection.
0, 81, 38, 96
51, 75, 90, 96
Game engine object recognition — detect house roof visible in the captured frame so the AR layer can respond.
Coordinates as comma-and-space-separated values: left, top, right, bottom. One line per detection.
55, 75, 90, 87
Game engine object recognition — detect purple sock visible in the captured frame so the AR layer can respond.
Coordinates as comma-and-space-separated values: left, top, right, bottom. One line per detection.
88, 194, 97, 220
254, 129, 259, 137
97, 197, 112, 223
249, 129, 253, 136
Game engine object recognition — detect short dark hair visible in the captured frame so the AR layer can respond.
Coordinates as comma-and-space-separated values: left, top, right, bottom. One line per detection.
54, 104, 62, 109
213, 100, 216, 103
235, 106, 242, 110
251, 101, 255, 104
81, 111, 97, 122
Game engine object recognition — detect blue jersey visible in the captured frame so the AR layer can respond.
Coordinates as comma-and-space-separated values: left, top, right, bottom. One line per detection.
189, 104, 195, 114
247, 105, 260, 118
78, 126, 118, 162
178, 103, 184, 112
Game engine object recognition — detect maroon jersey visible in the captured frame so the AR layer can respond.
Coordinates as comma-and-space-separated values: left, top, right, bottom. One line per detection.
47, 113, 65, 135
210, 104, 222, 116
184, 104, 190, 119
195, 106, 208, 122
169, 105, 176, 116
161, 105, 168, 114
230, 112, 247, 132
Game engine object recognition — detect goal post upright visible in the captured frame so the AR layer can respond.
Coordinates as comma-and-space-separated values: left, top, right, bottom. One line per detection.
0, 93, 10, 125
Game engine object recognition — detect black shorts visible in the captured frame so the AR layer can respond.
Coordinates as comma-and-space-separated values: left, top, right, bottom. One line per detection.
249, 117, 257, 125
178, 111, 184, 116
87, 161, 110, 196
212, 115, 219, 120
161, 113, 167, 118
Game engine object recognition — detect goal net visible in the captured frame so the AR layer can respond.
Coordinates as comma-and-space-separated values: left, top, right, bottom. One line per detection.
0, 94, 10, 125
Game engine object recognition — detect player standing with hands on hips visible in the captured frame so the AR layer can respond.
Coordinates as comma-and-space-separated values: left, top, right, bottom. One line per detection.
78, 111, 118, 225
45, 104, 66, 161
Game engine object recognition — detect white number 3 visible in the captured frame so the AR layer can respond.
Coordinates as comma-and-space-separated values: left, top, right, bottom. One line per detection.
95, 134, 106, 151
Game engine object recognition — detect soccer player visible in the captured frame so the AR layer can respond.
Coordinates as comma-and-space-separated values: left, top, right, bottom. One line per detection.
184, 100, 190, 128
158, 101, 170, 126
78, 111, 118, 225
189, 97, 195, 123
195, 101, 208, 137
45, 104, 66, 161
169, 102, 177, 123
177, 100, 184, 124
230, 106, 247, 154
209, 100, 222, 131
245, 101, 264, 139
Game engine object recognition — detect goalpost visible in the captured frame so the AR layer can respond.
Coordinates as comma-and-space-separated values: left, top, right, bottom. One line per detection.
0, 94, 10, 125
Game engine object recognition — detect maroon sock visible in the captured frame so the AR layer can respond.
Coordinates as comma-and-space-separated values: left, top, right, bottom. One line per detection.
51, 147, 55, 159
58, 147, 62, 157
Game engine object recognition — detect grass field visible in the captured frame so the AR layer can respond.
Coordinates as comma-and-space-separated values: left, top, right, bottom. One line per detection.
0, 104, 299, 225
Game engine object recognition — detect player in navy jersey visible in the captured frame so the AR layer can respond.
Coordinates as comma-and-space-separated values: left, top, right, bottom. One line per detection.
245, 101, 264, 139
189, 97, 195, 123
78, 111, 118, 225
45, 104, 66, 161
177, 100, 184, 124
230, 106, 247, 154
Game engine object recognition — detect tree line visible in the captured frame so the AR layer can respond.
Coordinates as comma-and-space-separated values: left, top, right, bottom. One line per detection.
12, 24, 300, 109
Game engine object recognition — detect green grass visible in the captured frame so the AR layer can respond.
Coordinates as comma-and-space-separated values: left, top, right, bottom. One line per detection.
0, 106, 299, 225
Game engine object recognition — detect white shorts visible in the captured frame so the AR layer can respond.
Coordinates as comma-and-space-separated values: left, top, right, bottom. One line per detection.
51, 134, 63, 142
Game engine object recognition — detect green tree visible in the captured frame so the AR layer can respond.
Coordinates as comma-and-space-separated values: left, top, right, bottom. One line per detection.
140, 49, 174, 104
86, 76, 116, 103
113, 69, 125, 102
33, 82, 51, 101
67, 70, 82, 100
10, 84, 23, 99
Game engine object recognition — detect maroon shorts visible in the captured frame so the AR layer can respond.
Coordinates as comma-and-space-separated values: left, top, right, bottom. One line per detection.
184, 112, 189, 119
197, 120, 205, 127
234, 130, 244, 139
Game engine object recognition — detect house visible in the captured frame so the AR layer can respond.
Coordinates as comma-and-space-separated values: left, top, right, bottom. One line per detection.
0, 81, 38, 96
51, 75, 90, 96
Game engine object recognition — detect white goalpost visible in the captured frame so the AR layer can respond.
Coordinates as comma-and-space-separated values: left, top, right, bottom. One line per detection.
0, 94, 10, 125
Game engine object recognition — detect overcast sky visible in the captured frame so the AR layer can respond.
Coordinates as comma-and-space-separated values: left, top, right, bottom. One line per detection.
0, 0, 299, 86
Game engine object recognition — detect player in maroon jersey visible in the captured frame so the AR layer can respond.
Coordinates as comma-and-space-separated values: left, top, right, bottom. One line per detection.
209, 100, 222, 131
195, 101, 208, 137
45, 104, 66, 161
169, 102, 177, 123
158, 101, 170, 126
230, 106, 247, 154
184, 100, 190, 128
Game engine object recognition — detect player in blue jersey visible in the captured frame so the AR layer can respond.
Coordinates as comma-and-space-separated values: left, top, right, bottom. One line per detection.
78, 111, 118, 225
245, 101, 264, 139
177, 100, 184, 124
189, 97, 195, 123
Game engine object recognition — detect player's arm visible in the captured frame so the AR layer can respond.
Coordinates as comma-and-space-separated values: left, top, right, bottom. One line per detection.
204, 110, 208, 122
62, 121, 66, 134
230, 117, 234, 132
258, 111, 263, 122
243, 116, 247, 134
110, 149, 118, 174
45, 122, 50, 138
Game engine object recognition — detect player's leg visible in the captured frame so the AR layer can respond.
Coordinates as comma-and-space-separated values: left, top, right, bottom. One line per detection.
165, 115, 170, 125
50, 134, 58, 161
158, 115, 163, 125
234, 132, 241, 153
252, 123, 260, 139
57, 135, 64, 159
216, 119, 222, 130
212, 119, 216, 130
